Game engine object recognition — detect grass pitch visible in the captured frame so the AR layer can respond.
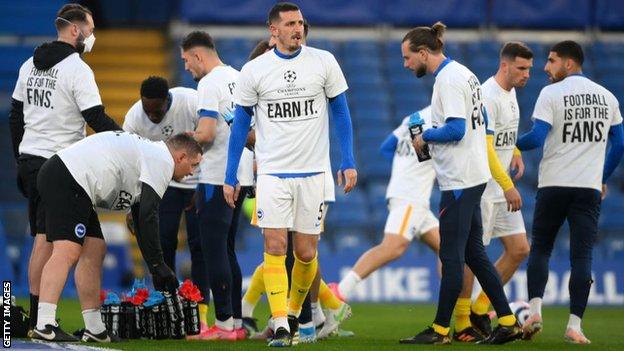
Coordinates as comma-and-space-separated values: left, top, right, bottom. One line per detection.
18, 299, 624, 350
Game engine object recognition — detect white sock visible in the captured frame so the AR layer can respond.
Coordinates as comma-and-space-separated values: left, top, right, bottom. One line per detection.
241, 300, 255, 318
234, 318, 242, 329
215, 316, 234, 331
529, 297, 542, 317
273, 316, 289, 332
82, 309, 106, 334
311, 303, 326, 327
338, 271, 362, 299
37, 303, 58, 329
567, 314, 582, 331
299, 321, 314, 329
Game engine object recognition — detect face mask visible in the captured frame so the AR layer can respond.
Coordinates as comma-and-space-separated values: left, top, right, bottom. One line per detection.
81, 33, 96, 53
56, 17, 95, 53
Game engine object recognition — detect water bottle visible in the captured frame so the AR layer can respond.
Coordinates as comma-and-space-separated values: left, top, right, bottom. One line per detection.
408, 112, 431, 162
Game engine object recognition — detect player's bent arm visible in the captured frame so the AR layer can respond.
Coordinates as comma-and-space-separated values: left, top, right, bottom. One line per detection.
8, 98, 24, 160
516, 119, 551, 151
225, 105, 253, 186
602, 123, 624, 184
329, 93, 356, 170
422, 118, 465, 143
131, 182, 165, 269
194, 113, 218, 145
379, 134, 398, 160
486, 134, 514, 192
81, 105, 121, 132
246, 130, 256, 150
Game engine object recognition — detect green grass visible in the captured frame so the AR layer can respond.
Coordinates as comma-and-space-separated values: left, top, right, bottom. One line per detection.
17, 299, 624, 350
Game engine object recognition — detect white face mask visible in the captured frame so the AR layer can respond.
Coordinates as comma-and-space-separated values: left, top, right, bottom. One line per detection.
82, 33, 96, 53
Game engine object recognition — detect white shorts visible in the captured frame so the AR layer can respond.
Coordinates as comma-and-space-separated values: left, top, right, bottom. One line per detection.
481, 199, 526, 245
384, 198, 439, 241
255, 173, 325, 235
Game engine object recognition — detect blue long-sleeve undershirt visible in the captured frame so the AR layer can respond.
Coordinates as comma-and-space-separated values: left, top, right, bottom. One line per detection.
516, 119, 552, 151
422, 117, 465, 143
224, 105, 253, 186
603, 123, 624, 183
379, 134, 398, 160
329, 92, 356, 170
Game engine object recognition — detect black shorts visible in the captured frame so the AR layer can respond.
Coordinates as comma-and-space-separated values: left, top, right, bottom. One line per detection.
17, 154, 47, 236
37, 155, 103, 245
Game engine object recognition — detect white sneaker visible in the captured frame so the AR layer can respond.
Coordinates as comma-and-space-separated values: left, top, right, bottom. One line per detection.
564, 328, 591, 344
522, 314, 543, 340
317, 304, 352, 339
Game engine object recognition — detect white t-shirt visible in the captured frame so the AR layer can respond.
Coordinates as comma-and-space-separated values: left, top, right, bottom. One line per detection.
234, 46, 348, 175
533, 75, 623, 191
197, 65, 254, 186
386, 106, 436, 204
481, 77, 520, 201
123, 87, 199, 189
429, 60, 490, 191
58, 131, 173, 210
12, 54, 102, 158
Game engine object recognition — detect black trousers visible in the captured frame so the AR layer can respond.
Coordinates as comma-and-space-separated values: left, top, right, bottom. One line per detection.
434, 183, 512, 327
527, 186, 600, 318
196, 183, 248, 322
158, 186, 208, 302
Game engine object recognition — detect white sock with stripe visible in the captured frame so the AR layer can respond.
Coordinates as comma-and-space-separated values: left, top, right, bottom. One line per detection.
338, 270, 361, 300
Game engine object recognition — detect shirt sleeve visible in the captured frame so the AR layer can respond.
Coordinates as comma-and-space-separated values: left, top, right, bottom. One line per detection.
11, 60, 28, 102
611, 96, 622, 126
233, 63, 259, 107
73, 63, 103, 111
122, 103, 139, 133
323, 52, 349, 99
187, 90, 199, 127
197, 78, 221, 115
139, 144, 173, 198
438, 77, 467, 121
482, 94, 498, 135
532, 87, 555, 125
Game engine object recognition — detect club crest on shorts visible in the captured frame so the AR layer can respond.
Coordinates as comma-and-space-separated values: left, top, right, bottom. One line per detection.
75, 223, 86, 238
257, 209, 264, 221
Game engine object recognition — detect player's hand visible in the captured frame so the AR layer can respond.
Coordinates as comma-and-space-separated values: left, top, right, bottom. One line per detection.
510, 154, 525, 181
223, 183, 241, 208
412, 135, 427, 155
504, 187, 522, 212
126, 212, 135, 236
602, 184, 608, 200
151, 262, 179, 293
337, 168, 358, 193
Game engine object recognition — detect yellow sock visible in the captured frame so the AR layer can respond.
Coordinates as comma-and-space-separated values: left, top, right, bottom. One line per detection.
498, 314, 517, 327
432, 323, 450, 336
198, 303, 208, 325
243, 263, 265, 305
454, 298, 472, 332
471, 291, 491, 315
288, 253, 318, 316
318, 279, 342, 310
263, 253, 288, 319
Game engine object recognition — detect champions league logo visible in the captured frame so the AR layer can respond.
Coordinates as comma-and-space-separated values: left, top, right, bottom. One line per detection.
510, 102, 517, 114
284, 70, 297, 83
161, 125, 174, 137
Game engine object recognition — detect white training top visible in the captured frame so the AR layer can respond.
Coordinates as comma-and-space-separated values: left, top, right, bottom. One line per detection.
12, 53, 102, 158
533, 74, 623, 191
57, 131, 173, 211
234, 45, 348, 175
481, 77, 520, 202
123, 87, 199, 189
386, 106, 436, 205
197, 65, 254, 186
429, 60, 490, 191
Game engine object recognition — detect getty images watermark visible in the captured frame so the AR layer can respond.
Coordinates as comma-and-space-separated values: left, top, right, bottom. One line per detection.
2, 281, 10, 348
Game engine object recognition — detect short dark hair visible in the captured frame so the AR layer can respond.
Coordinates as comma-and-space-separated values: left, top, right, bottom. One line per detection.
550, 40, 584, 66
402, 21, 446, 53
268, 2, 300, 25
249, 40, 272, 61
500, 41, 534, 60
140, 76, 169, 99
181, 31, 216, 51
166, 133, 203, 156
303, 20, 309, 37
55, 3, 92, 30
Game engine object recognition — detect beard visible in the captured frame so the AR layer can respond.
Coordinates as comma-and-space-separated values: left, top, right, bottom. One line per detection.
75, 41, 85, 54
415, 64, 427, 78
